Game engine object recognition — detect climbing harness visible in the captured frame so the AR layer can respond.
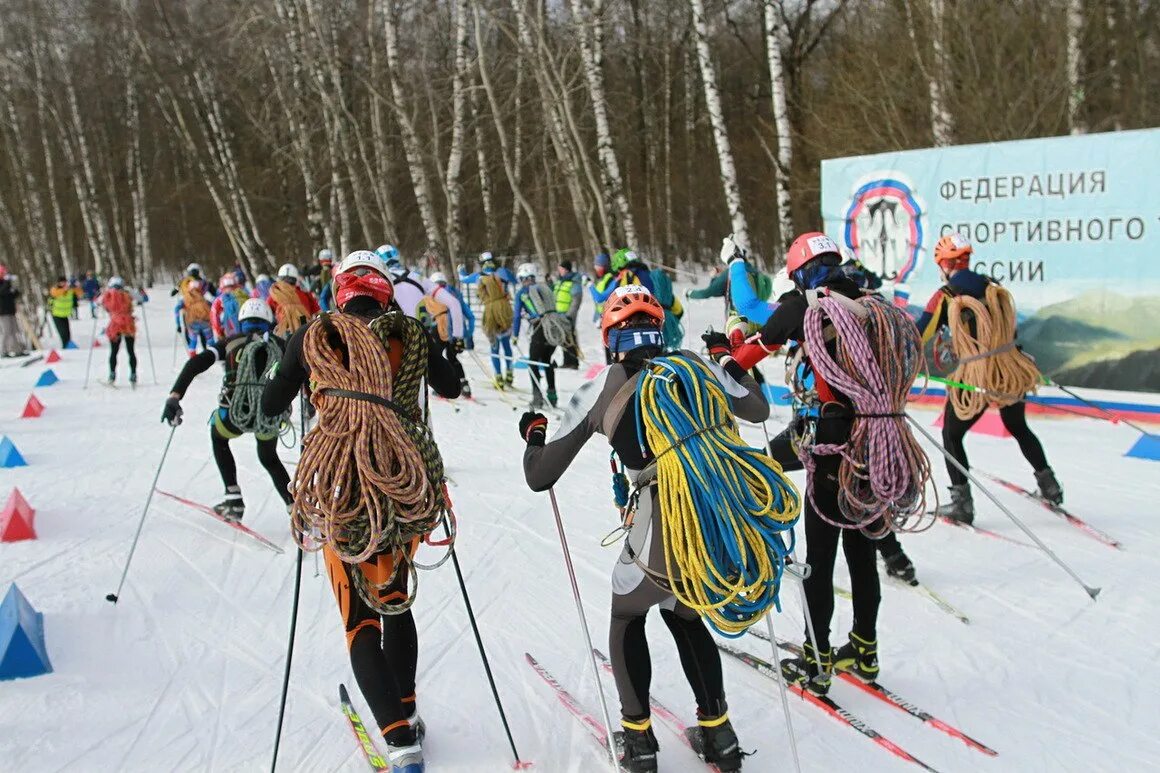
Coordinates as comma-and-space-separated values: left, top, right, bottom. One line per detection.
291, 311, 449, 615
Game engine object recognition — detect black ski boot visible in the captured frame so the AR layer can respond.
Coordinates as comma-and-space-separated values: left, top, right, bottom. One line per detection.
781, 641, 832, 696
935, 483, 974, 525
881, 545, 917, 585
460, 378, 472, 398
129, 371, 138, 388
547, 389, 558, 408
1035, 467, 1063, 506
613, 719, 659, 773
833, 632, 879, 682
504, 370, 515, 388
107, 369, 116, 385
213, 486, 245, 522
685, 713, 744, 772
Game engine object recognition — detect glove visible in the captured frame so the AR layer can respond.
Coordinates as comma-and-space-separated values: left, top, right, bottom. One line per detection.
725, 315, 754, 348
701, 330, 732, 362
582, 274, 592, 286
161, 395, 183, 426
684, 288, 693, 299
176, 325, 183, 334
519, 411, 549, 446
453, 338, 466, 354
719, 234, 746, 266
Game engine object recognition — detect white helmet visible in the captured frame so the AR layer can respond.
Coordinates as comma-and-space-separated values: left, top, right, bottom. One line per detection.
336, 249, 390, 278
516, 262, 537, 280
239, 298, 275, 325
479, 251, 495, 264
186, 262, 202, 276
256, 273, 271, 284
277, 263, 299, 280
317, 248, 334, 264
429, 271, 448, 285
107, 276, 124, 289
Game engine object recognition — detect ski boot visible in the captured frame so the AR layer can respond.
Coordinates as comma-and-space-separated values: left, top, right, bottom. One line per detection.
685, 713, 744, 772
504, 370, 515, 388
547, 389, 558, 408
1035, 467, 1063, 506
384, 739, 423, 773
780, 641, 832, 696
213, 486, 245, 522
613, 718, 659, 773
881, 545, 916, 585
492, 374, 505, 391
833, 632, 879, 682
129, 370, 138, 387
106, 369, 116, 385
460, 378, 472, 398
935, 483, 974, 525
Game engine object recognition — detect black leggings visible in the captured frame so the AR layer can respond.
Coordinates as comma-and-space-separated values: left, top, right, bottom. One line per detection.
109, 335, 137, 376
528, 325, 557, 396
52, 316, 71, 347
209, 415, 292, 504
941, 399, 1049, 486
769, 419, 880, 652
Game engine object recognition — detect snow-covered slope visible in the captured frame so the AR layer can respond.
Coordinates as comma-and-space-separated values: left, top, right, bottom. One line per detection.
2, 282, 1158, 772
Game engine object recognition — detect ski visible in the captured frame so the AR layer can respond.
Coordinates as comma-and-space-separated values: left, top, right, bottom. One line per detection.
154, 489, 284, 554
525, 652, 615, 764
716, 642, 940, 772
980, 471, 1123, 550
937, 515, 1031, 547
835, 579, 969, 625
591, 648, 720, 772
339, 683, 391, 772
751, 632, 998, 757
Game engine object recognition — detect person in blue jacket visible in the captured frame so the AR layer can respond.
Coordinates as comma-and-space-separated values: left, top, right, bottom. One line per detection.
458, 250, 517, 288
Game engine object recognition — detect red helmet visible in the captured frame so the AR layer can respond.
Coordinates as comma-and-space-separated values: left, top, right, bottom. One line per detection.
0, 264, 8, 280
219, 273, 238, 290
786, 232, 842, 275
934, 233, 972, 269
600, 285, 665, 346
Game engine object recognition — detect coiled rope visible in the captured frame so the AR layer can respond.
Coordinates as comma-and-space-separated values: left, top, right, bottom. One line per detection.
635, 354, 800, 638
228, 336, 288, 438
291, 311, 448, 615
801, 295, 932, 537
948, 283, 1040, 420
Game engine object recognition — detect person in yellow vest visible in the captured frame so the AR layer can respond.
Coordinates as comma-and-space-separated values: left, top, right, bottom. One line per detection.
553, 260, 583, 369
587, 253, 617, 364
46, 276, 79, 347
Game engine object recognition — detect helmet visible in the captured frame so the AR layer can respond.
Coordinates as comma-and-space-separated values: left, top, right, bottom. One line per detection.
256, 273, 270, 284
516, 262, 537, 280
239, 298, 275, 325
479, 251, 495, 265
219, 272, 238, 290
594, 253, 610, 269
600, 285, 665, 346
186, 262, 202, 277
786, 232, 841, 275
335, 250, 394, 309
429, 271, 448, 285
277, 263, 299, 280
375, 244, 400, 265
611, 248, 637, 272
934, 232, 972, 269
317, 248, 334, 265
108, 276, 124, 289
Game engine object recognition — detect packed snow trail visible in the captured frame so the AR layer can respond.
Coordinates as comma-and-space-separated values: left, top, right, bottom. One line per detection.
2, 284, 1159, 771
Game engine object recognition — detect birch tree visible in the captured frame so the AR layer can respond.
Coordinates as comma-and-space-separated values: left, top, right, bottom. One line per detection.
761, 0, 794, 249
1067, 0, 1086, 134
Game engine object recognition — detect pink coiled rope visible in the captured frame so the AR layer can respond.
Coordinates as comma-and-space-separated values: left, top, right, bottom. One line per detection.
799, 295, 933, 537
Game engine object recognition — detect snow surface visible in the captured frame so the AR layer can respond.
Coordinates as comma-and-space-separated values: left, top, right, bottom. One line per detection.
2, 283, 1158, 773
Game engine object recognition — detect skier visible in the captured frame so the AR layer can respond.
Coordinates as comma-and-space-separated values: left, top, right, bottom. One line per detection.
460, 252, 515, 389
725, 232, 926, 694
253, 273, 274, 301
588, 253, 619, 364
81, 270, 101, 319
551, 260, 583, 369
47, 276, 79, 348
267, 263, 320, 336
211, 272, 249, 340
160, 298, 291, 520
0, 265, 26, 357
317, 248, 335, 311
521, 286, 785, 772
99, 277, 138, 385
261, 249, 462, 773
512, 263, 563, 408
173, 263, 215, 356
610, 248, 654, 293
917, 233, 1062, 523
417, 271, 472, 398
377, 245, 428, 318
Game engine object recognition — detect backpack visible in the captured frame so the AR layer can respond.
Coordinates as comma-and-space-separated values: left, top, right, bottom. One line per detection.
418, 291, 451, 341
180, 278, 211, 324
270, 280, 309, 336
753, 271, 773, 302
220, 290, 242, 338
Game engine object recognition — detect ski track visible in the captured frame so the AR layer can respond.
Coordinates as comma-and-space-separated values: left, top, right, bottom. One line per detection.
2, 286, 1160, 771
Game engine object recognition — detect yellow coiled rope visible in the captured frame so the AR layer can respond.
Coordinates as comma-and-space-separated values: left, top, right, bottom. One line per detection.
636, 354, 800, 638
948, 283, 1041, 420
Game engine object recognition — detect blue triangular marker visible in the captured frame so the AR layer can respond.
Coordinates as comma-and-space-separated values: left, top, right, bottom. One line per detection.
0, 436, 26, 468
1125, 433, 1160, 462
0, 584, 53, 680
63, 340, 78, 350
34, 370, 58, 387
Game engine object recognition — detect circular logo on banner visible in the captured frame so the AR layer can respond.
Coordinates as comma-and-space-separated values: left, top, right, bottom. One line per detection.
842, 174, 925, 283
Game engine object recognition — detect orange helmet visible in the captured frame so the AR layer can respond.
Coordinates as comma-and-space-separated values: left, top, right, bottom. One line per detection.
786, 232, 842, 275
601, 285, 665, 346
934, 233, 972, 269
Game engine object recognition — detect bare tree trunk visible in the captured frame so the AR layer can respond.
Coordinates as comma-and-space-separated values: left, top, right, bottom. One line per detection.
683, 45, 697, 251
470, 75, 495, 247
688, 0, 750, 250
903, 0, 954, 147
0, 71, 52, 276
1067, 0, 1086, 134
443, 0, 469, 267
662, 33, 675, 253
506, 51, 524, 248
1106, 2, 1122, 131
762, 0, 795, 250
33, 45, 72, 277
126, 76, 152, 285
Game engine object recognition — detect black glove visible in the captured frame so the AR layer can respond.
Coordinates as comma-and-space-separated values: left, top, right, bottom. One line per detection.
701, 330, 732, 361
161, 396, 183, 426
519, 411, 548, 446
453, 338, 466, 354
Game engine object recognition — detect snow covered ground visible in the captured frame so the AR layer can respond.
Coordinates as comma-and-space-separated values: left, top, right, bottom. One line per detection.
2, 281, 1158, 772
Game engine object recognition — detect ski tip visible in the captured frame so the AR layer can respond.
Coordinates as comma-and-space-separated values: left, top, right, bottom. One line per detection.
511, 761, 536, 770
1087, 586, 1102, 601
339, 683, 351, 702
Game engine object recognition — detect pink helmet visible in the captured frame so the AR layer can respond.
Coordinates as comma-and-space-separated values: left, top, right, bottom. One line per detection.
786, 232, 842, 275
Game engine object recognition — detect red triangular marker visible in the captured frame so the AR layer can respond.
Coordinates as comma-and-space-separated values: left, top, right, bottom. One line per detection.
92, 338, 101, 348
0, 503, 36, 542
44, 350, 61, 364
20, 395, 44, 419
2, 489, 34, 523
933, 409, 1012, 438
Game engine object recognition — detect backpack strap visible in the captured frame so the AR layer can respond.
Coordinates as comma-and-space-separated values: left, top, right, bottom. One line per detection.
601, 370, 643, 439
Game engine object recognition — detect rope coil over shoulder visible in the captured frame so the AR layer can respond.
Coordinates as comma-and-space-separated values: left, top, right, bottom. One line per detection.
291, 311, 448, 615
633, 354, 800, 638
801, 295, 932, 537
228, 336, 288, 438
948, 283, 1041, 419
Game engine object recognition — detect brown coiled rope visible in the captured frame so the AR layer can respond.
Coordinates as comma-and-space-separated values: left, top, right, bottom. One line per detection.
291, 311, 447, 614
948, 283, 1041, 420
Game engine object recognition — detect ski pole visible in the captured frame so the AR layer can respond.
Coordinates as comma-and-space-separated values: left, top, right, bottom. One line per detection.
1041, 377, 1154, 436
82, 315, 99, 389
905, 413, 1100, 600
546, 487, 621, 771
105, 424, 178, 604
764, 612, 802, 773
442, 487, 531, 769
139, 296, 158, 384
271, 393, 308, 772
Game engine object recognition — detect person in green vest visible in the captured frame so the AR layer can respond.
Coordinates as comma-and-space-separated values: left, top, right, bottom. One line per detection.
553, 260, 583, 368
46, 276, 79, 347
